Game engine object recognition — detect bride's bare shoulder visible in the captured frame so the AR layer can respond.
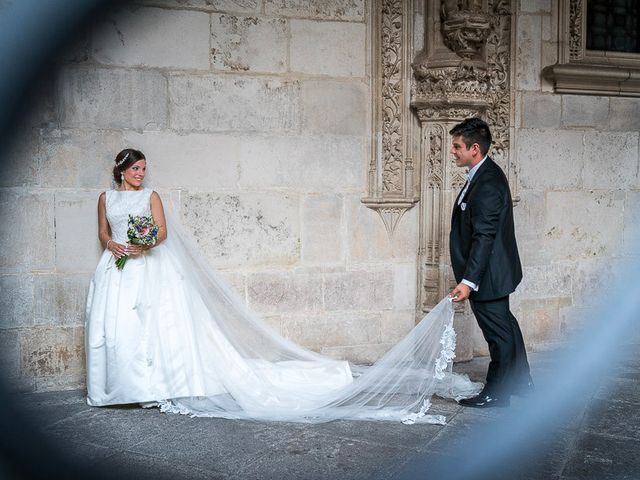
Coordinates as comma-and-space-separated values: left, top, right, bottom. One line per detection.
150, 190, 164, 202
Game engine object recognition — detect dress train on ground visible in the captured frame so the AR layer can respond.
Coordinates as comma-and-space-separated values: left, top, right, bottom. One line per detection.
85, 189, 481, 423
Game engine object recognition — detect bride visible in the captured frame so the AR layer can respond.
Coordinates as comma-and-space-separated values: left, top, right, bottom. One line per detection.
85, 149, 481, 424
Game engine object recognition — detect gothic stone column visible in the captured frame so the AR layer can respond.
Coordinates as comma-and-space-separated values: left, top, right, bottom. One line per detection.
412, 0, 514, 359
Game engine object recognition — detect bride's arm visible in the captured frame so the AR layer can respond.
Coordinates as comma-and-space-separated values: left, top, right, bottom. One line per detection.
149, 191, 168, 247
98, 192, 126, 258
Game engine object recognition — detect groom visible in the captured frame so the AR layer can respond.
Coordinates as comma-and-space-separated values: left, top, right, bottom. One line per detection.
448, 117, 532, 408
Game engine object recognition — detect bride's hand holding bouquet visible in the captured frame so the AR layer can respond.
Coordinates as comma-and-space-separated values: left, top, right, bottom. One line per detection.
114, 214, 159, 270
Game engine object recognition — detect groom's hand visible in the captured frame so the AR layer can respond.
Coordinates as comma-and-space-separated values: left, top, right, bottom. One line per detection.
449, 283, 471, 302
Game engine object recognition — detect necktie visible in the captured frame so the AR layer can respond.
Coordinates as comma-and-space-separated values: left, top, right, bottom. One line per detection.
457, 177, 470, 206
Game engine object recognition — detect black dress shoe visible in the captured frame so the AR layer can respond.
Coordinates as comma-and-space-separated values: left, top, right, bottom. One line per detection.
458, 392, 510, 408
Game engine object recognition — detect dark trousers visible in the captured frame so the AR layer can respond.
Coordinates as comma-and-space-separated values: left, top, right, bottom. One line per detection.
469, 295, 531, 395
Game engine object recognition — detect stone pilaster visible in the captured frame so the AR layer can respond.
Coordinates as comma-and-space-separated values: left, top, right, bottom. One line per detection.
362, 0, 419, 237
411, 0, 514, 326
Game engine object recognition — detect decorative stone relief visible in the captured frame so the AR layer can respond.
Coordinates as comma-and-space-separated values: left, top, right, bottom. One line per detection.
380, 0, 404, 193
413, 64, 490, 101
362, 0, 419, 237
568, 0, 583, 60
411, 0, 514, 314
441, 0, 492, 59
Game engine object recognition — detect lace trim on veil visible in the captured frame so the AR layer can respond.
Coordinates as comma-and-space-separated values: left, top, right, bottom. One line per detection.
436, 323, 457, 380
400, 320, 458, 425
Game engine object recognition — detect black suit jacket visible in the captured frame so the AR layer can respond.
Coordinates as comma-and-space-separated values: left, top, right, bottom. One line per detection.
449, 158, 522, 301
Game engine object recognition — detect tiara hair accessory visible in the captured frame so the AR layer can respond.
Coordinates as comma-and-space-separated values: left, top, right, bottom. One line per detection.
115, 152, 130, 167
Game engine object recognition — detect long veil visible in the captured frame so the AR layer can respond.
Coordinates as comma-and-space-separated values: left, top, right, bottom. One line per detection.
134, 210, 482, 424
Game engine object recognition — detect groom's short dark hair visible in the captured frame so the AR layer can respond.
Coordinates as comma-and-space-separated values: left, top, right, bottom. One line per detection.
449, 117, 492, 155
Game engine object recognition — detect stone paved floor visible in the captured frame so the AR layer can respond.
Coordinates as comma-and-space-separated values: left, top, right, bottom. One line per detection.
3, 345, 640, 480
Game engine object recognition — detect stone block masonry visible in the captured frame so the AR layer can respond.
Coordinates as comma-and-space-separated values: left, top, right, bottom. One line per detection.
211, 14, 288, 73
92, 7, 211, 70
58, 67, 168, 130
511, 2, 640, 356
1, 0, 403, 393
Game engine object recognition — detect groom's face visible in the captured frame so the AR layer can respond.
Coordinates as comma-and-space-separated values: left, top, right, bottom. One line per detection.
450, 135, 479, 170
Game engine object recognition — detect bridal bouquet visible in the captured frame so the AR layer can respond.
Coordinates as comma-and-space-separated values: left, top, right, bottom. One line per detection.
115, 215, 159, 270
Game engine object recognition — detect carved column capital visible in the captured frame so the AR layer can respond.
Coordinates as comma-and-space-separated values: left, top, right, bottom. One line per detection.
412, 63, 491, 110
415, 102, 487, 123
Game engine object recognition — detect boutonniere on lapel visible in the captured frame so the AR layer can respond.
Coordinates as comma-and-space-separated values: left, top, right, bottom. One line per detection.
460, 202, 467, 211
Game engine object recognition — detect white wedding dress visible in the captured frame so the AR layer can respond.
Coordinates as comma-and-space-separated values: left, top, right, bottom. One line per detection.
85, 188, 481, 424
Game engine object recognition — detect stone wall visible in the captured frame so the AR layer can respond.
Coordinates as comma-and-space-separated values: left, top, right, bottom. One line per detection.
2, 0, 638, 392
503, 0, 640, 355
0, 0, 421, 392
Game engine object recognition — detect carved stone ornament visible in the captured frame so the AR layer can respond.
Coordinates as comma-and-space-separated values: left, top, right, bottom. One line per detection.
411, 0, 514, 314
441, 1, 492, 59
568, 0, 583, 61
362, 0, 419, 238
416, 104, 484, 122
412, 63, 490, 103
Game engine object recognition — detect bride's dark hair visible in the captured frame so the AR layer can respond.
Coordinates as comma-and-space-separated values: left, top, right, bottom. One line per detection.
113, 149, 146, 185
